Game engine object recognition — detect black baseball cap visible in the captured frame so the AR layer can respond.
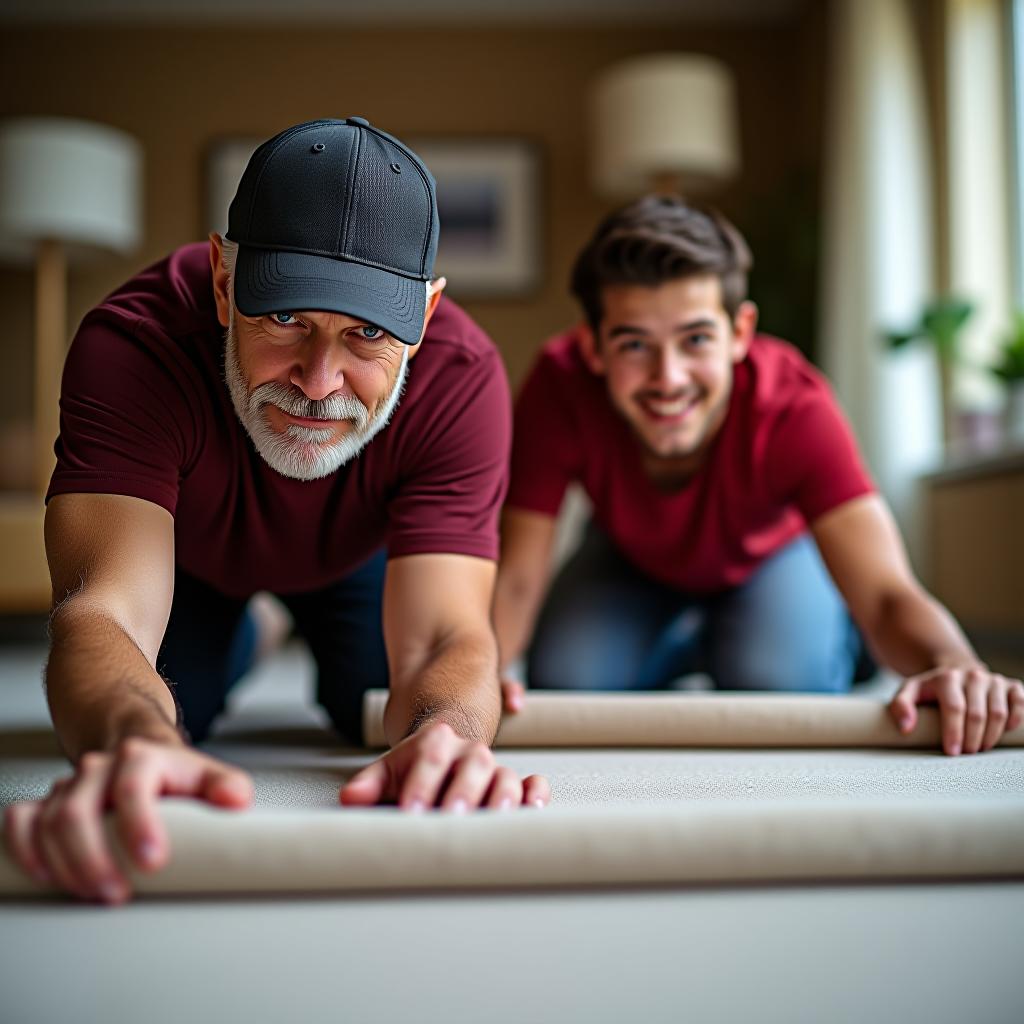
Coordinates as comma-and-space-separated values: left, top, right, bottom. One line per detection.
225, 117, 439, 346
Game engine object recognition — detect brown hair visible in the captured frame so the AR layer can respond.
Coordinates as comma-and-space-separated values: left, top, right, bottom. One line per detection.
570, 195, 753, 330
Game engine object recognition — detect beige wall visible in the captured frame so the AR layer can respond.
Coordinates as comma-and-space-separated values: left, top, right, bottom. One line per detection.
0, 14, 825, 448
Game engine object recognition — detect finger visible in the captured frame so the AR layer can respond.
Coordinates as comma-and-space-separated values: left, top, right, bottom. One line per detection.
113, 743, 254, 871
522, 774, 552, 807
1008, 682, 1024, 732
484, 766, 523, 810
397, 724, 459, 811
888, 678, 922, 733
961, 673, 989, 755
152, 747, 254, 809
110, 739, 173, 873
440, 742, 497, 811
36, 790, 85, 898
981, 678, 1009, 752
936, 674, 967, 756
339, 759, 391, 807
53, 752, 130, 903
3, 801, 50, 885
502, 680, 526, 714
196, 763, 254, 809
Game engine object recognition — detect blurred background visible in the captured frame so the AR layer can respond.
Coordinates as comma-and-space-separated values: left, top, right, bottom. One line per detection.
0, 0, 1020, 674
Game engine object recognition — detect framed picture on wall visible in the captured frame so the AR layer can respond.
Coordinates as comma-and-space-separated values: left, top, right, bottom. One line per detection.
205, 134, 542, 298
411, 138, 542, 298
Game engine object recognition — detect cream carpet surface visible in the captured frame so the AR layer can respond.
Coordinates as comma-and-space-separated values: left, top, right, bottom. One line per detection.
3, 665, 1022, 812
3, 646, 1023, 893
2, 642, 1022, 1024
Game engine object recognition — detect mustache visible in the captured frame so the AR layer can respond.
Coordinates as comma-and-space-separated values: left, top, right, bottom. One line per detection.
248, 381, 370, 431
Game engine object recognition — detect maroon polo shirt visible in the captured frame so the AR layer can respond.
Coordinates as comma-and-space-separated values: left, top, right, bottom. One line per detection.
507, 329, 875, 593
48, 243, 510, 598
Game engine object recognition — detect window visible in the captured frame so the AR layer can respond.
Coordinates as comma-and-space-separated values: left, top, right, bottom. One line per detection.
1012, 0, 1024, 304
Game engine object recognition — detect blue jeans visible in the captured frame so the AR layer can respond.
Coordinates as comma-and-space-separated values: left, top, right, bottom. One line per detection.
157, 550, 389, 745
527, 525, 870, 693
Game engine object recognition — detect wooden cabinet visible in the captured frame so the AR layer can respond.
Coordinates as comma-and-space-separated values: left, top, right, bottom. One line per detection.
924, 449, 1024, 678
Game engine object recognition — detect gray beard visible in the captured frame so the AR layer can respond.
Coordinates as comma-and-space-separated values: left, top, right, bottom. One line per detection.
223, 311, 409, 481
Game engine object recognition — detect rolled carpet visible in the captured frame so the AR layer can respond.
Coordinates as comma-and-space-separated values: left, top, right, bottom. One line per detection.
363, 690, 1024, 750
1, 796, 1023, 897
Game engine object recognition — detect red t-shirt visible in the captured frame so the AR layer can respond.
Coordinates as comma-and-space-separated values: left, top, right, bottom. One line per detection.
507, 329, 874, 593
48, 243, 510, 598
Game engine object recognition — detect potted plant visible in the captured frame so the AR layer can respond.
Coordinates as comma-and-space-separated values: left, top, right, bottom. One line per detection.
990, 312, 1024, 442
885, 297, 975, 447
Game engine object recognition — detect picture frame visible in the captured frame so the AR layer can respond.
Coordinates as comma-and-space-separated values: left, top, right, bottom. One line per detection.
411, 137, 542, 298
205, 134, 542, 299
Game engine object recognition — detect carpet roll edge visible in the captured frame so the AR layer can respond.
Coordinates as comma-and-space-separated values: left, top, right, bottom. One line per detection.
363, 691, 1024, 749
1, 798, 1022, 897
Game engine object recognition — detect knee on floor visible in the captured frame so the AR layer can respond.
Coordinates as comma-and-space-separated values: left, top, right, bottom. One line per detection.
712, 648, 851, 694
527, 641, 637, 691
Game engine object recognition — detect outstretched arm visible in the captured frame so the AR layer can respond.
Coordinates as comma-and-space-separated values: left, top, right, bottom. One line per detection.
43, 494, 180, 756
3, 493, 253, 904
491, 507, 559, 710
339, 552, 550, 810
811, 493, 1023, 755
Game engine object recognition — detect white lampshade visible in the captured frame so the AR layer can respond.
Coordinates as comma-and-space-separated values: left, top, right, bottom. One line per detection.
0, 117, 142, 263
591, 53, 740, 198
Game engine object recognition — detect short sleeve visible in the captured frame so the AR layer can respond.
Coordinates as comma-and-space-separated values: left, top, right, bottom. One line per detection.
765, 384, 875, 523
505, 350, 583, 517
385, 350, 511, 561
46, 314, 202, 516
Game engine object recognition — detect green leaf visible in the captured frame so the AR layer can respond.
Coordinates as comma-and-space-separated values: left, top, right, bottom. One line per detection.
1009, 311, 1024, 347
988, 312, 1024, 382
885, 330, 919, 349
927, 297, 973, 329
921, 298, 974, 357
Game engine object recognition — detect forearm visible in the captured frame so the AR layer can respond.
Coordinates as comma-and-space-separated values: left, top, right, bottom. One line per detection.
864, 586, 981, 677
46, 601, 183, 762
492, 572, 547, 672
384, 631, 501, 747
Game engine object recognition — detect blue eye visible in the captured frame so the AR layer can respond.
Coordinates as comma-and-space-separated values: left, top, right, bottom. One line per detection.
359, 325, 385, 340
270, 313, 298, 325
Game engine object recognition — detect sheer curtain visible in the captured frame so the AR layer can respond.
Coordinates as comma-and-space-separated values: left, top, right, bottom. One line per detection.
818, 0, 940, 562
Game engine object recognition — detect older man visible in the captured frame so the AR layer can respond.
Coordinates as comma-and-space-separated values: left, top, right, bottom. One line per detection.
4, 117, 548, 905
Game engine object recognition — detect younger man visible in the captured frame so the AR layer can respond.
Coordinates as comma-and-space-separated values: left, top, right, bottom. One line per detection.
494, 196, 1022, 756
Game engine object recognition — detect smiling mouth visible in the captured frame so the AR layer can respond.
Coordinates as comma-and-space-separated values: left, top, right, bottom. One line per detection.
638, 395, 701, 422
279, 410, 345, 427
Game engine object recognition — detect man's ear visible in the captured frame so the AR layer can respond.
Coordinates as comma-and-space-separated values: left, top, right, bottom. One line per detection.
578, 322, 606, 375
209, 233, 232, 329
730, 300, 758, 364
425, 276, 446, 317
409, 276, 447, 359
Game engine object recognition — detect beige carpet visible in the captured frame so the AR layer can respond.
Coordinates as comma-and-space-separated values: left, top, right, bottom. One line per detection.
2, 645, 1023, 895
2, 642, 1022, 1024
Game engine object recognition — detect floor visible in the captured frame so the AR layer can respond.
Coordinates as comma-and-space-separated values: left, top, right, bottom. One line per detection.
1, 641, 1022, 1024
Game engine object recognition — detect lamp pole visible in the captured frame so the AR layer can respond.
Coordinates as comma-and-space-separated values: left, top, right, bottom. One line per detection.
0, 117, 141, 611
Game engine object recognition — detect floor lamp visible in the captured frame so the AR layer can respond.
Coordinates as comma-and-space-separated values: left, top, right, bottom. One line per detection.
0, 118, 141, 611
590, 54, 740, 200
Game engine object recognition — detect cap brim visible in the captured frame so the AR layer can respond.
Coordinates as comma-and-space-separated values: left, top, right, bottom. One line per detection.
233, 247, 426, 346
